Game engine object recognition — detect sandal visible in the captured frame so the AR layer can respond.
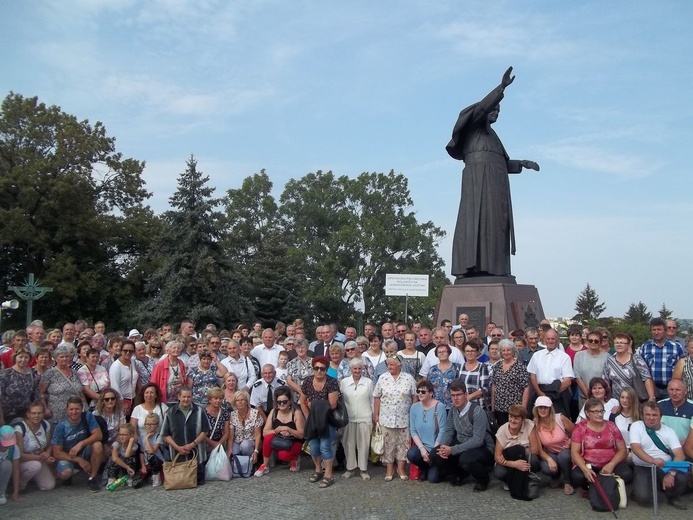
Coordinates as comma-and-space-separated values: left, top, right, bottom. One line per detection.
309, 472, 324, 483
564, 484, 575, 495
319, 477, 335, 488
384, 475, 393, 482
398, 472, 409, 481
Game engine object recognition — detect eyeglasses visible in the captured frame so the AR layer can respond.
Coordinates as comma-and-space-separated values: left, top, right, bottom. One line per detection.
313, 366, 327, 371
104, 397, 116, 402
151, 346, 162, 350
450, 392, 466, 398
276, 399, 290, 405
491, 334, 502, 338
587, 339, 601, 344
396, 329, 407, 333
588, 409, 605, 414
416, 389, 429, 394
667, 326, 677, 330
345, 348, 356, 352
145, 423, 158, 427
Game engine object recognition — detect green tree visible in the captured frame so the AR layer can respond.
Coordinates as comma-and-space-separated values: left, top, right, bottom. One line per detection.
658, 302, 674, 321
0, 92, 151, 327
224, 171, 306, 324
573, 283, 606, 323
135, 156, 249, 327
623, 301, 652, 325
279, 170, 447, 324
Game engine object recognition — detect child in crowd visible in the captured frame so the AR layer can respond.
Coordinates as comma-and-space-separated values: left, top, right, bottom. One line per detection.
276, 351, 289, 380
0, 425, 21, 504
106, 424, 143, 487
141, 413, 164, 487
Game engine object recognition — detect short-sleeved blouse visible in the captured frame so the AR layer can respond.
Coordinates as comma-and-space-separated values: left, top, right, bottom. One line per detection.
490, 360, 529, 413
41, 367, 83, 425
229, 407, 263, 443
187, 367, 221, 406
428, 362, 460, 409
205, 408, 231, 442
571, 420, 624, 467
301, 376, 339, 403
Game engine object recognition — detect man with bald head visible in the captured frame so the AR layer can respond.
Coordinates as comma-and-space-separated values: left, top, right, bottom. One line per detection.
527, 329, 574, 417
251, 328, 285, 369
416, 328, 436, 356
451, 313, 469, 334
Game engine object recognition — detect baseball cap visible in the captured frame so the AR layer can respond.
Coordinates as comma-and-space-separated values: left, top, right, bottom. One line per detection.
534, 396, 553, 408
0, 425, 17, 447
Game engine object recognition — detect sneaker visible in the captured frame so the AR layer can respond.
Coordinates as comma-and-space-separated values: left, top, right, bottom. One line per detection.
289, 459, 300, 472
151, 473, 162, 487
88, 477, 101, 493
0, 494, 7, 506
668, 497, 688, 511
254, 463, 269, 477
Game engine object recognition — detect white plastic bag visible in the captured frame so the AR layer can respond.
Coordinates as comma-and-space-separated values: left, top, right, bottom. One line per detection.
205, 445, 232, 481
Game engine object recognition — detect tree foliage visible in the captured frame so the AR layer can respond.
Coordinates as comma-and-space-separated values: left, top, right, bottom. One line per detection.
134, 156, 249, 327
623, 301, 652, 325
573, 283, 606, 323
0, 92, 152, 327
658, 302, 674, 321
278, 170, 446, 325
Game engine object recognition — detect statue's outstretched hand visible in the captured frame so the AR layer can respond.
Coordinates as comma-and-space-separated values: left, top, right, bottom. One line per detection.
522, 160, 540, 171
501, 67, 515, 88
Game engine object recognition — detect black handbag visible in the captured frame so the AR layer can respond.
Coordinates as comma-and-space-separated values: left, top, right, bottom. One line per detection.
270, 435, 295, 451
329, 395, 349, 428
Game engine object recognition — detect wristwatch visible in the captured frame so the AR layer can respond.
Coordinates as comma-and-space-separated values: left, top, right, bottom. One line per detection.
669, 470, 677, 477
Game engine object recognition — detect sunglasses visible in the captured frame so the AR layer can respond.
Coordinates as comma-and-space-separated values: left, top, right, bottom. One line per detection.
587, 339, 601, 344
345, 348, 356, 352
151, 346, 162, 349
276, 399, 290, 405
313, 366, 327, 371
416, 389, 428, 394
104, 397, 116, 402
122, 349, 134, 354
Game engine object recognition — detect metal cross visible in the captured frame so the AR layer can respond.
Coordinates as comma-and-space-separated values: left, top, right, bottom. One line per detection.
8, 273, 53, 326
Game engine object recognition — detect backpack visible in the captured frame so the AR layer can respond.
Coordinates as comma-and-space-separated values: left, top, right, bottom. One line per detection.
589, 473, 620, 512
82, 412, 109, 444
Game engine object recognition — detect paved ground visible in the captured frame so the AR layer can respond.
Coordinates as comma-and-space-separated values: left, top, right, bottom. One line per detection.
3, 457, 685, 520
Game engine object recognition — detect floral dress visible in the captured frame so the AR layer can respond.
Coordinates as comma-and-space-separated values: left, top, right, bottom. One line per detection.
187, 367, 221, 406
205, 408, 231, 442
41, 367, 83, 425
428, 362, 461, 409
489, 360, 529, 414
373, 372, 417, 429
229, 408, 263, 444
0, 367, 39, 420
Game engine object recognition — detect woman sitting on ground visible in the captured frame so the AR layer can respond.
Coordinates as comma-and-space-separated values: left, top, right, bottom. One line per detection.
609, 386, 640, 456
13, 401, 56, 492
256, 387, 305, 476
494, 404, 540, 488
533, 396, 575, 495
571, 397, 632, 494
408, 380, 447, 483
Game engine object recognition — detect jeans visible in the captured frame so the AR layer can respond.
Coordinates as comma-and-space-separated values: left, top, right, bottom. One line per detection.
308, 425, 337, 460
538, 448, 572, 484
632, 464, 688, 504
406, 445, 440, 483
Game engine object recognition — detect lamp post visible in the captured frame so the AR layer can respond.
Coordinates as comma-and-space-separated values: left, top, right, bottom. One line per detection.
0, 299, 20, 333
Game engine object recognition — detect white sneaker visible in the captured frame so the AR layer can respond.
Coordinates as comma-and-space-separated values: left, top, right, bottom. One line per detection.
151, 473, 162, 487
254, 463, 269, 477
0, 494, 7, 505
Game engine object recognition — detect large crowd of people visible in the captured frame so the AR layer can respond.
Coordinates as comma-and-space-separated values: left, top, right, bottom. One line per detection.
0, 315, 691, 512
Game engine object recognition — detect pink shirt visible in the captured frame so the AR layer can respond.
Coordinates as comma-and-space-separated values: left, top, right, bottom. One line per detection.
536, 413, 570, 454
572, 420, 623, 467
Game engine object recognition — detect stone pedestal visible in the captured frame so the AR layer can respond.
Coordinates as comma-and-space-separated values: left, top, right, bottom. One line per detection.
435, 283, 545, 334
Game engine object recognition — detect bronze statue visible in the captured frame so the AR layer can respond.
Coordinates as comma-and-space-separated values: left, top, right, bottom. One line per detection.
446, 67, 539, 283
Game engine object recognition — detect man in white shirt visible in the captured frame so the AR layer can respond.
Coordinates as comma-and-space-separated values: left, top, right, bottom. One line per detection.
250, 364, 287, 415
527, 329, 573, 417
630, 402, 688, 510
251, 329, 285, 369
221, 339, 257, 393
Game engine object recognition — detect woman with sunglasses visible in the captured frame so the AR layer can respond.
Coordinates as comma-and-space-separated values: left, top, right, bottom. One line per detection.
301, 356, 339, 489
337, 340, 361, 381
533, 396, 575, 495
256, 387, 305, 476
571, 397, 632, 494
573, 331, 609, 410
147, 338, 164, 361
78, 348, 110, 411
94, 388, 126, 450
408, 380, 447, 483
339, 358, 373, 480
109, 339, 139, 418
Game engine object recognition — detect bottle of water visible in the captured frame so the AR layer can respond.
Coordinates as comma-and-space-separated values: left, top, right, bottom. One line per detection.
107, 475, 128, 491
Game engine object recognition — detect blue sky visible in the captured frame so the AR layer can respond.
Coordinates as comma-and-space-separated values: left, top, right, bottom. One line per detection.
3, 1, 692, 319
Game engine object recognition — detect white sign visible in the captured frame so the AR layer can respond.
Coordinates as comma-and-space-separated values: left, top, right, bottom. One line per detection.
385, 274, 429, 297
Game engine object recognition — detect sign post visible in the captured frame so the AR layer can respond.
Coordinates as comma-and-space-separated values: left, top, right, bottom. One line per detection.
385, 274, 429, 322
